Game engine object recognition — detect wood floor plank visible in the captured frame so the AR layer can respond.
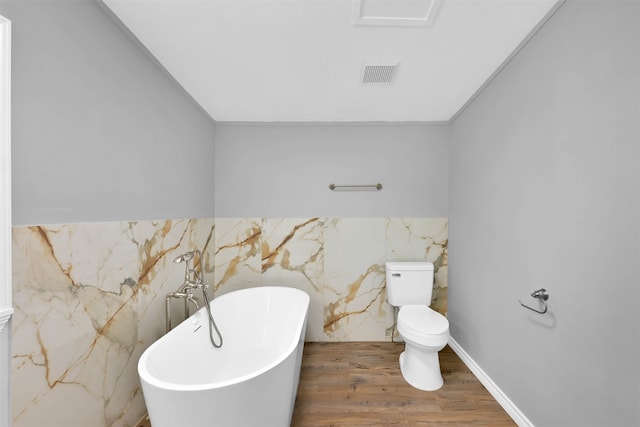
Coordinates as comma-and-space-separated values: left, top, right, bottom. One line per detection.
136, 342, 515, 426
291, 342, 516, 427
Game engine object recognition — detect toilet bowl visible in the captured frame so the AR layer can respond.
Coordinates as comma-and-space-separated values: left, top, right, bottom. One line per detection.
397, 305, 449, 391
385, 262, 450, 391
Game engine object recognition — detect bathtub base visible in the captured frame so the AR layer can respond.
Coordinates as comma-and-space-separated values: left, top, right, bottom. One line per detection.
139, 287, 309, 427
144, 347, 301, 427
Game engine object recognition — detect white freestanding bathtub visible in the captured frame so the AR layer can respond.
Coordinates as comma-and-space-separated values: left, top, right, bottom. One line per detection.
138, 286, 310, 427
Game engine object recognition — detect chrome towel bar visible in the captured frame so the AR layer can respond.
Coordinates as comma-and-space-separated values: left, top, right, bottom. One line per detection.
519, 288, 549, 314
329, 183, 383, 191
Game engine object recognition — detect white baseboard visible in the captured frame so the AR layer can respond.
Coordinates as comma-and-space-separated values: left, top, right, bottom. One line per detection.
448, 337, 534, 427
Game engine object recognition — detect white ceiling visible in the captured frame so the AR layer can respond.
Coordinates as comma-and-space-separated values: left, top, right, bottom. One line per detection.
103, 0, 561, 122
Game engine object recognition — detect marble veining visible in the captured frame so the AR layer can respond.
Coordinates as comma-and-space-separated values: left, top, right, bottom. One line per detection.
12, 216, 446, 427
260, 218, 324, 341
213, 218, 262, 293
12, 219, 214, 427
323, 218, 387, 341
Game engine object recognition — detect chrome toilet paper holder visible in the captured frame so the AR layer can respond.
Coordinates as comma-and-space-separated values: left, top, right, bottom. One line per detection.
519, 288, 549, 314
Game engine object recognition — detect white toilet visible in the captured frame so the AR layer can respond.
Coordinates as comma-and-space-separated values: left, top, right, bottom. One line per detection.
385, 261, 450, 391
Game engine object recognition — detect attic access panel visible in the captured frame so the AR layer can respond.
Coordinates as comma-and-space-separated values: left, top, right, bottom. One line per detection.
352, 0, 443, 27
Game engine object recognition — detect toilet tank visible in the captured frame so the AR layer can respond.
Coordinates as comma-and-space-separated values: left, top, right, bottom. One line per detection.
385, 261, 434, 307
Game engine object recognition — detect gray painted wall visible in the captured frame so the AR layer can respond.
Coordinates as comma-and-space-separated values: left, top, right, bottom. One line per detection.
2, 0, 216, 226
214, 123, 449, 218
449, 1, 639, 426
4, 0, 638, 425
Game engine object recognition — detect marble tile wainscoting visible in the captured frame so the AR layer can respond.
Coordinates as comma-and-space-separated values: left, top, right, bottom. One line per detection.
214, 217, 448, 342
11, 217, 447, 427
11, 219, 216, 427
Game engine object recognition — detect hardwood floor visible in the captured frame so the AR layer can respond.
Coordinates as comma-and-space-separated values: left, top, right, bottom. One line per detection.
136, 342, 515, 427
291, 342, 515, 427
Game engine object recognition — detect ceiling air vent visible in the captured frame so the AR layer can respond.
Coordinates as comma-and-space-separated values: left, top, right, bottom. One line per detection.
362, 64, 398, 84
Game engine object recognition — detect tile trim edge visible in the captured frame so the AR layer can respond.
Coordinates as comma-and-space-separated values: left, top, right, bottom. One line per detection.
0, 307, 13, 333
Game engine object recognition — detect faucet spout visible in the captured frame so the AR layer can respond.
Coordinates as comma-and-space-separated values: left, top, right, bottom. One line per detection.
187, 295, 200, 310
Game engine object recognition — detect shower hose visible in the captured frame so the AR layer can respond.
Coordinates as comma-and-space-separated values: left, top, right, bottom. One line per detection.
202, 286, 223, 348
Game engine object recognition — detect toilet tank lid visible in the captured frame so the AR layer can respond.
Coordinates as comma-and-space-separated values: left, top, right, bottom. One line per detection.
385, 261, 434, 271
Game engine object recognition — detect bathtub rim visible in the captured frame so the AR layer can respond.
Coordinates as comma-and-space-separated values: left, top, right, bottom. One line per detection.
138, 285, 310, 392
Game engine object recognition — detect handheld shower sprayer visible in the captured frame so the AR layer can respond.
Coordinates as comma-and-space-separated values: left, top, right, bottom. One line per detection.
173, 251, 195, 264
173, 250, 203, 284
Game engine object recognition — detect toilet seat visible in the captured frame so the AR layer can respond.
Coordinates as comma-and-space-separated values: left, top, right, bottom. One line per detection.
398, 305, 449, 346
